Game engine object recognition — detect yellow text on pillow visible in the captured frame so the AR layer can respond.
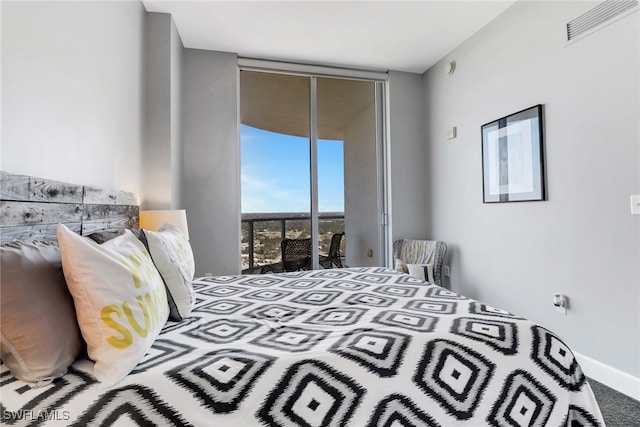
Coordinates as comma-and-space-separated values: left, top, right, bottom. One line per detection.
100, 250, 168, 350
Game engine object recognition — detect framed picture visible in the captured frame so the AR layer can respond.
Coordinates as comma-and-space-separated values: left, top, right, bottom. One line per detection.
481, 105, 545, 203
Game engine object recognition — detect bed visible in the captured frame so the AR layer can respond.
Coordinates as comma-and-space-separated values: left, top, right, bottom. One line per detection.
0, 172, 604, 426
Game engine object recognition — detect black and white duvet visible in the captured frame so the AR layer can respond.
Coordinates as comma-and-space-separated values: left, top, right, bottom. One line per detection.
1, 267, 604, 426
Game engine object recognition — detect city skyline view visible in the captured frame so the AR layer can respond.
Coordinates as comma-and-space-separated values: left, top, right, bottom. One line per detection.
240, 124, 345, 213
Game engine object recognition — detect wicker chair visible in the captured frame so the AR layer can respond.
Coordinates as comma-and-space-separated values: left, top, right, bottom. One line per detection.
319, 232, 345, 269
261, 237, 312, 273
392, 239, 447, 286
281, 237, 312, 272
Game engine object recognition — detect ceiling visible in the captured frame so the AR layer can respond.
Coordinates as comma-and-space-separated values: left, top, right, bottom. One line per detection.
240, 71, 375, 139
141, 1, 515, 74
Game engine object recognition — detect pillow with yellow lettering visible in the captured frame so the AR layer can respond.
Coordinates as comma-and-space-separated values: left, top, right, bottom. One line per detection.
57, 224, 169, 386
142, 222, 195, 321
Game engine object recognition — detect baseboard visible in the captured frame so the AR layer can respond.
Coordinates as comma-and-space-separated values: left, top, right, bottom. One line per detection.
575, 352, 640, 401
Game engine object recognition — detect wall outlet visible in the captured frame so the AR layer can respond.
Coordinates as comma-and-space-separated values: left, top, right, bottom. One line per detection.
444, 265, 450, 277
553, 293, 567, 315
631, 195, 640, 215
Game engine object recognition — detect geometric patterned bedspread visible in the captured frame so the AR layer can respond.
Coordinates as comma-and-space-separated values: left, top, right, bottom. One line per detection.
0, 267, 604, 426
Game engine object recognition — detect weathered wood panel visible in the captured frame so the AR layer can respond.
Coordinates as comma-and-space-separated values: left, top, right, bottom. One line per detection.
0, 223, 82, 244
83, 185, 138, 206
0, 201, 82, 226
82, 204, 138, 221
82, 217, 139, 235
0, 171, 140, 242
81, 204, 139, 234
0, 171, 83, 203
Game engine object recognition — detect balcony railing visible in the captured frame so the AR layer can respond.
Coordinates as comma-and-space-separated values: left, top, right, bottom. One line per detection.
241, 212, 345, 274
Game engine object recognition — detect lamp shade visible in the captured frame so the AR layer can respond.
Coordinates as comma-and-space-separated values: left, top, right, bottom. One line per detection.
139, 210, 189, 239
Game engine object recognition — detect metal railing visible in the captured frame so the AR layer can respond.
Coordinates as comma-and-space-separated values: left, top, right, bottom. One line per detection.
241, 212, 344, 273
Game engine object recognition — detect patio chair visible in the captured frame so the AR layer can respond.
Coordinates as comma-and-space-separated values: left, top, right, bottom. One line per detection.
319, 232, 345, 269
261, 237, 312, 274
281, 237, 312, 271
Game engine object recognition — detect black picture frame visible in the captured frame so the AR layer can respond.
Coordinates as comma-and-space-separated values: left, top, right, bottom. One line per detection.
481, 104, 545, 203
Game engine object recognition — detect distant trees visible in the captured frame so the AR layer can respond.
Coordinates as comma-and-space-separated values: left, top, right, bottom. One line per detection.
241, 218, 345, 270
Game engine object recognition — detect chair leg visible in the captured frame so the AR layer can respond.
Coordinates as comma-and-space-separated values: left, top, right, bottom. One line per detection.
319, 255, 330, 269
260, 263, 282, 274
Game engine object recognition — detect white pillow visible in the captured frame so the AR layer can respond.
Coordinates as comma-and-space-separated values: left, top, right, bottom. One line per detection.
57, 224, 169, 386
142, 222, 195, 321
407, 263, 435, 283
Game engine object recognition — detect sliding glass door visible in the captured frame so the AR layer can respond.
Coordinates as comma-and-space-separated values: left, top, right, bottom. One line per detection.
240, 67, 386, 273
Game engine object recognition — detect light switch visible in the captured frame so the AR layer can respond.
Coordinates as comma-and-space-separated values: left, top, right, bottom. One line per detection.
446, 127, 457, 140
631, 195, 640, 215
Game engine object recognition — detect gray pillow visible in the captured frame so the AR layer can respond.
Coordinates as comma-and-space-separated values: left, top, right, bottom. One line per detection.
0, 241, 83, 386
86, 228, 143, 244
85, 230, 123, 244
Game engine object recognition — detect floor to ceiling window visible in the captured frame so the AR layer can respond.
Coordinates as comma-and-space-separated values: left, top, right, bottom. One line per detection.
239, 66, 386, 273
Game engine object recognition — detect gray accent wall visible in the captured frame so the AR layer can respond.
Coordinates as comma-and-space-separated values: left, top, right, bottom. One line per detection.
181, 49, 241, 276
1, 1, 146, 194
423, 1, 639, 377
143, 12, 183, 210
344, 104, 379, 267
170, 20, 184, 209
388, 71, 429, 244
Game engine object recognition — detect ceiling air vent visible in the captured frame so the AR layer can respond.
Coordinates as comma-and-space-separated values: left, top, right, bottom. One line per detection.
567, 0, 638, 42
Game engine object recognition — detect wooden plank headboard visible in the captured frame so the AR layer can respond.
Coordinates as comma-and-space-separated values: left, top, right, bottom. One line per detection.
0, 171, 139, 243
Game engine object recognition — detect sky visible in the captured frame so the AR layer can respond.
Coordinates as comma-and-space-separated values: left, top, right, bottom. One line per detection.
241, 124, 345, 213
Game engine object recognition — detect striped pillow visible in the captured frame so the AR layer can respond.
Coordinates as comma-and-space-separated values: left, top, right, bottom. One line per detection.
142, 223, 195, 321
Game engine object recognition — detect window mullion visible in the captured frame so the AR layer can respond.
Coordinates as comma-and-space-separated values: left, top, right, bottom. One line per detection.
309, 77, 319, 270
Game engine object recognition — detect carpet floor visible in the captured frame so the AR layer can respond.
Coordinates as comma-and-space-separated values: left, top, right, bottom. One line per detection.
588, 378, 640, 426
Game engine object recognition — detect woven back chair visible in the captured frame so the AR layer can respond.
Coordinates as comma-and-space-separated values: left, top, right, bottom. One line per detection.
319, 232, 345, 269
392, 239, 447, 286
281, 237, 312, 272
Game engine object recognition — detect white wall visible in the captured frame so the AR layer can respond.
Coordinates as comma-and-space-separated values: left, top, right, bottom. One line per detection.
1, 1, 145, 194
344, 104, 378, 267
423, 0, 639, 387
181, 49, 240, 276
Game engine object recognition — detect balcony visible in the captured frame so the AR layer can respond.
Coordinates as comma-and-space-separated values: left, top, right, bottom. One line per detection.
241, 212, 345, 274
240, 71, 380, 271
